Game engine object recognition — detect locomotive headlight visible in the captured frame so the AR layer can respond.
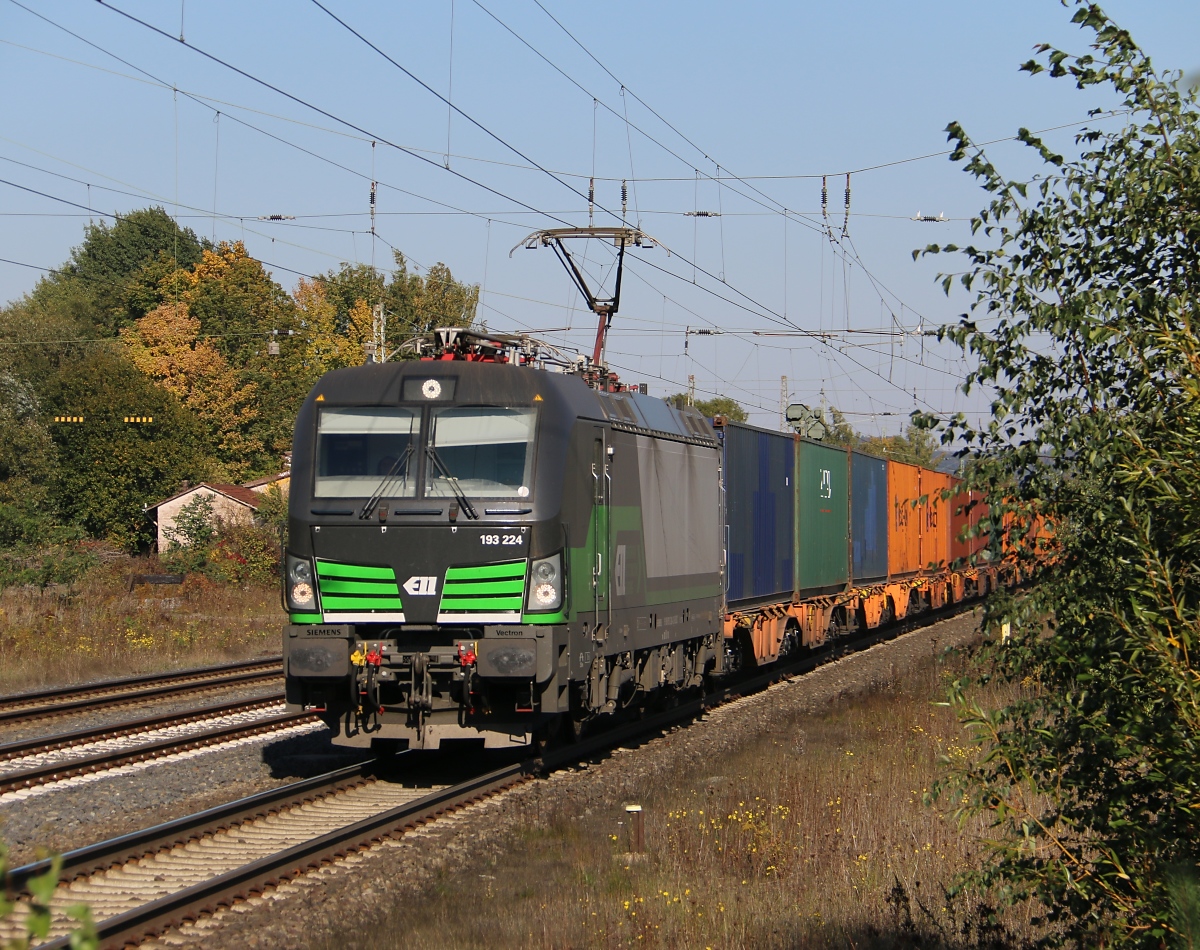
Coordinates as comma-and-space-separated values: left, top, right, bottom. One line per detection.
286, 555, 318, 612
290, 559, 312, 586
526, 553, 562, 612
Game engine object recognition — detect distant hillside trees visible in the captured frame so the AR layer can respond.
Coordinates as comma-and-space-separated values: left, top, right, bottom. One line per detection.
0, 206, 478, 566
857, 422, 943, 468
667, 394, 748, 422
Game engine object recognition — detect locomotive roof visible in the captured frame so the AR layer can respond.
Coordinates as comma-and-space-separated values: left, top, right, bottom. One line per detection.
303, 359, 717, 446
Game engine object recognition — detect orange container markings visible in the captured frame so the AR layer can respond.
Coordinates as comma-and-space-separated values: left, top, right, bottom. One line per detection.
920, 471, 953, 573
951, 484, 990, 565
887, 461, 922, 577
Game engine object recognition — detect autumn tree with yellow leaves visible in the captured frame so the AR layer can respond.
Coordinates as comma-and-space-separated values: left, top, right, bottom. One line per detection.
120, 302, 263, 481
0, 211, 480, 557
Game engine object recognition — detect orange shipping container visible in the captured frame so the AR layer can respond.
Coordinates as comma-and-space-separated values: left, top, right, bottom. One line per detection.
887, 461, 922, 577
920, 470, 953, 571
951, 483, 990, 566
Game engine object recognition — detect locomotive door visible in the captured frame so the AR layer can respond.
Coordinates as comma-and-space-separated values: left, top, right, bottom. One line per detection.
590, 428, 611, 627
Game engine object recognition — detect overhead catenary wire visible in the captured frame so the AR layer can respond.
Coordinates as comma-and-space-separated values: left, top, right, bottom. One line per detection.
11, 0, 977, 418
85, 0, 788, 327
92, 0, 584, 231
0, 4, 551, 241
0, 0, 988, 357
0, 31, 1125, 188
468, 0, 943, 348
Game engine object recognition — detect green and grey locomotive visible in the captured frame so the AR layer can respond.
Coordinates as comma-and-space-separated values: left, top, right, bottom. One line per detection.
282, 331, 725, 750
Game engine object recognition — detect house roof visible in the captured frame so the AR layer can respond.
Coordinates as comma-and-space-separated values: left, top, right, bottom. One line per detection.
242, 471, 290, 490
209, 483, 262, 508
148, 482, 262, 511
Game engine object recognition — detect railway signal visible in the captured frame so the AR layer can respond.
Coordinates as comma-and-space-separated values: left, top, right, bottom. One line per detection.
786, 403, 827, 440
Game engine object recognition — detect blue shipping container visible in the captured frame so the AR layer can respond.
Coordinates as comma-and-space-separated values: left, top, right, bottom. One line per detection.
850, 452, 888, 582
721, 422, 794, 609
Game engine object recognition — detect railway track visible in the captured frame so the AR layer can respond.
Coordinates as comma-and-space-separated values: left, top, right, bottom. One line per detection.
0, 658, 283, 727
0, 694, 313, 797
7, 604, 977, 949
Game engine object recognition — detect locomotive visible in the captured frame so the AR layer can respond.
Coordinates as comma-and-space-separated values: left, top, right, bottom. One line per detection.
282, 329, 1000, 751
283, 329, 726, 750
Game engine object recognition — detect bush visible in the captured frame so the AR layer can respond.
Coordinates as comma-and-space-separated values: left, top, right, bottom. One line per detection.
0, 536, 97, 591
924, 5, 1200, 945
207, 519, 281, 586
161, 493, 280, 586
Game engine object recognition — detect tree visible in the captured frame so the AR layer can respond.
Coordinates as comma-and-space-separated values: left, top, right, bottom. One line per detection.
822, 407, 859, 449
44, 348, 209, 550
398, 258, 480, 334
175, 241, 303, 473
318, 262, 386, 335
317, 252, 480, 361
163, 493, 217, 549
922, 6, 1200, 945
667, 393, 748, 422
120, 302, 262, 480
36, 207, 207, 336
293, 277, 370, 376
858, 421, 943, 468
180, 241, 297, 364
0, 374, 57, 547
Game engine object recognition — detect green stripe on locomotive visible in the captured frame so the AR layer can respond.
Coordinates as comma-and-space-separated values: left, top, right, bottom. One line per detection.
314, 560, 404, 614
564, 503, 721, 624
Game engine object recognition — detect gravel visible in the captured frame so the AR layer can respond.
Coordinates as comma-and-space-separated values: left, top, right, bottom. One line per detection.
0, 725, 371, 866
0, 681, 285, 746
139, 610, 984, 950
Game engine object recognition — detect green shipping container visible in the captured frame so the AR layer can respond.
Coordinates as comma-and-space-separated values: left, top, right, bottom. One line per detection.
795, 439, 849, 593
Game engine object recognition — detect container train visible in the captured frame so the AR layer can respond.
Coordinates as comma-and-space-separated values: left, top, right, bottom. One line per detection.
282, 329, 1005, 751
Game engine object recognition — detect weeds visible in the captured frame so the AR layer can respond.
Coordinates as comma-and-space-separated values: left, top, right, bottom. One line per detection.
0, 554, 279, 691
326, 653, 1038, 949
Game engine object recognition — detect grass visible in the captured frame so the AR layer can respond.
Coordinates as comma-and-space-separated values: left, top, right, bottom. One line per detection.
329, 650, 1034, 950
0, 555, 281, 693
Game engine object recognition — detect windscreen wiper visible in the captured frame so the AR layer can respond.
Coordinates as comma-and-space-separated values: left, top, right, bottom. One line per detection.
425, 445, 478, 520
358, 443, 415, 520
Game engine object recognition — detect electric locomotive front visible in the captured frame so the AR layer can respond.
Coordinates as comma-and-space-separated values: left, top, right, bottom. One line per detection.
282, 358, 591, 750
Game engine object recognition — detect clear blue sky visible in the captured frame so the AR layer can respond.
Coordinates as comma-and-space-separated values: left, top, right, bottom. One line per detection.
1, 0, 1195, 431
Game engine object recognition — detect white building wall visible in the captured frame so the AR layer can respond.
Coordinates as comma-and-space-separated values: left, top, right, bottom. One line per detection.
156, 488, 255, 552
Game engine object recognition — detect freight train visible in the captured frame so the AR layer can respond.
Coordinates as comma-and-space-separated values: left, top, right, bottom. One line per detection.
282, 329, 1004, 751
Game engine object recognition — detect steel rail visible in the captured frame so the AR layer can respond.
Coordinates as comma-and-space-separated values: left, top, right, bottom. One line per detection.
0, 658, 282, 710
10, 760, 380, 893
0, 668, 284, 727
0, 693, 286, 762
0, 710, 315, 796
37, 761, 527, 950
19, 602, 978, 949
